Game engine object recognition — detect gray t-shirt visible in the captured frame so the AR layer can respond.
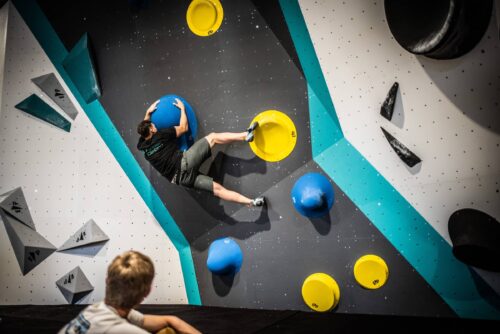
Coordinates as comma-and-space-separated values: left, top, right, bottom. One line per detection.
58, 302, 148, 334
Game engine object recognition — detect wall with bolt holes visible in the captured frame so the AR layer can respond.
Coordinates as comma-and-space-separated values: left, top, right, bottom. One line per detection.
0, 2, 187, 304
299, 0, 500, 292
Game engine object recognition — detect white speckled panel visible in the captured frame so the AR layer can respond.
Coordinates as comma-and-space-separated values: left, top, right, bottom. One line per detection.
0, 3, 187, 305
299, 0, 500, 292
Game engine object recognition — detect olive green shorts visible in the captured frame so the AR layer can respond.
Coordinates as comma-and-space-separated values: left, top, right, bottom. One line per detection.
178, 137, 214, 193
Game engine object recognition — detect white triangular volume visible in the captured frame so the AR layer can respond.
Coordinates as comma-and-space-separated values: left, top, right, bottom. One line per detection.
58, 219, 109, 251
0, 187, 36, 230
56, 266, 94, 304
31, 72, 79, 120
1, 212, 56, 275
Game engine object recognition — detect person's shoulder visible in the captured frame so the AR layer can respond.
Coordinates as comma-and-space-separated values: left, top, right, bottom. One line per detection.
157, 127, 176, 139
159, 127, 176, 134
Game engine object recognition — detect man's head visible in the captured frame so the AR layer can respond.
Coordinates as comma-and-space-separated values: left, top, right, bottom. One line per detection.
105, 251, 155, 310
137, 120, 157, 139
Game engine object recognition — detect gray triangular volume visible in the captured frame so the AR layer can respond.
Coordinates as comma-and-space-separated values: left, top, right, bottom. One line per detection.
56, 266, 94, 304
381, 127, 422, 167
58, 219, 109, 251
380, 82, 399, 121
32, 73, 79, 120
2, 213, 56, 275
0, 187, 35, 230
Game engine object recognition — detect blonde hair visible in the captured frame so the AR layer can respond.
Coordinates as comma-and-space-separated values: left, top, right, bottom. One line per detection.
105, 251, 155, 309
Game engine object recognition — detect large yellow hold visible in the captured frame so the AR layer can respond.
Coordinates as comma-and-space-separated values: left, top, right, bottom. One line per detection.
301, 273, 340, 312
186, 0, 224, 37
354, 254, 389, 289
249, 110, 297, 162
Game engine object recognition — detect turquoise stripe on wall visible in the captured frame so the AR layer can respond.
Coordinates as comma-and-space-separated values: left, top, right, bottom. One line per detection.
307, 84, 343, 157
13, 0, 201, 305
279, 0, 343, 150
280, 0, 500, 319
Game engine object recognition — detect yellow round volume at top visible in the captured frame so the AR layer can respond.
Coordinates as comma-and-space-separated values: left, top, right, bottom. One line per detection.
186, 0, 224, 37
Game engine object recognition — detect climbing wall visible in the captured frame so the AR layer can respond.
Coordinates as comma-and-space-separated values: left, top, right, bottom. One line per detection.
33, 0, 464, 317
0, 2, 187, 304
299, 0, 500, 292
299, 0, 500, 244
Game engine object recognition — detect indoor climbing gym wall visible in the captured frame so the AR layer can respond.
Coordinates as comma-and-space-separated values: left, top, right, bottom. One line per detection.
0, 0, 499, 323
0, 1, 187, 305
299, 0, 500, 298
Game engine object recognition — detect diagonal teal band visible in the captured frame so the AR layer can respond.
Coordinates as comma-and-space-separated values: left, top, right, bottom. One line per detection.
12, 0, 201, 305
280, 0, 500, 319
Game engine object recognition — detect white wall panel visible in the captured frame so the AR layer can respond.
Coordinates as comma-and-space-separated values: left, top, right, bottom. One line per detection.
0, 3, 187, 305
299, 0, 500, 244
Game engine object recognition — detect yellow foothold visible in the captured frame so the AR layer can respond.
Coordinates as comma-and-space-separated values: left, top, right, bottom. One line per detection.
302, 273, 340, 312
248, 110, 297, 162
186, 0, 224, 37
354, 255, 389, 289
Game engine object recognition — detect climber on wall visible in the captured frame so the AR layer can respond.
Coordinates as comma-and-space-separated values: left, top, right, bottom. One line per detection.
137, 98, 265, 207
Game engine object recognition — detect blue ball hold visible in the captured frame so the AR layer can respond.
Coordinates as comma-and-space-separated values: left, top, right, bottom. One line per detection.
150, 94, 198, 151
291, 173, 334, 218
206, 237, 243, 275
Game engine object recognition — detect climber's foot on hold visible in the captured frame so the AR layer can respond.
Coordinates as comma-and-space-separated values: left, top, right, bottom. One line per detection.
245, 122, 259, 142
250, 196, 265, 207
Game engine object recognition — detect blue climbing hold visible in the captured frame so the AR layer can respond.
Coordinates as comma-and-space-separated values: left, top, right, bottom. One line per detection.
151, 94, 198, 151
291, 173, 334, 218
206, 237, 243, 275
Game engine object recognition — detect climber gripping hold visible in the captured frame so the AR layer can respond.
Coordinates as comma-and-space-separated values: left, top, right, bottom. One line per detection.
137, 98, 264, 207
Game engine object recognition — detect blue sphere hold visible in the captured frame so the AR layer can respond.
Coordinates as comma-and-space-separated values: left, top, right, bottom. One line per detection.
206, 237, 243, 275
291, 173, 334, 218
150, 94, 198, 151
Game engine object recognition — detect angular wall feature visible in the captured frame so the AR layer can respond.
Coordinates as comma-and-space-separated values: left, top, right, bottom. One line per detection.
58, 219, 109, 251
0, 3, 187, 304
2, 213, 56, 275
31, 73, 79, 120
62, 34, 101, 104
0, 187, 35, 230
381, 127, 421, 167
56, 266, 94, 304
380, 82, 398, 121
15, 94, 71, 132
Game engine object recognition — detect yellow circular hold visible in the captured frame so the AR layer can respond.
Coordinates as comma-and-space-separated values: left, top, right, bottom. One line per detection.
249, 110, 297, 162
186, 0, 224, 37
302, 273, 340, 312
354, 255, 389, 289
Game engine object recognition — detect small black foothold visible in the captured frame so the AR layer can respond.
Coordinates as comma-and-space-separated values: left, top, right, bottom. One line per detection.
380, 82, 399, 121
381, 127, 421, 167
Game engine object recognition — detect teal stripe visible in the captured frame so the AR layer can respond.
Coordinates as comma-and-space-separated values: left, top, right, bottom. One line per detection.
13, 0, 201, 305
280, 0, 343, 151
280, 0, 500, 319
307, 83, 343, 157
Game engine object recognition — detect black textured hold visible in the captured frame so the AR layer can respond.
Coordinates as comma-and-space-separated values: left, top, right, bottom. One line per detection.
380, 82, 399, 121
384, 0, 493, 59
448, 208, 500, 272
381, 127, 421, 167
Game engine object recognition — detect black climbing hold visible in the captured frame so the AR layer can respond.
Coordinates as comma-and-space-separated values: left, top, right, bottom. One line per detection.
381, 127, 421, 167
380, 82, 399, 121
384, 0, 493, 59
448, 209, 500, 272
